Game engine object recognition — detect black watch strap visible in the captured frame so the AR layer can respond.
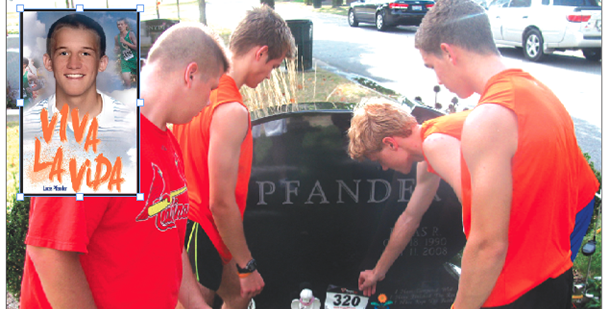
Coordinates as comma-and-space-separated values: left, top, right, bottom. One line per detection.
236, 258, 257, 274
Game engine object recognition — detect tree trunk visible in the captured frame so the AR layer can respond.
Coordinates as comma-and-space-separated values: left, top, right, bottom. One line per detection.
198, 0, 207, 25
177, 0, 180, 20
65, 0, 70, 8
260, 0, 275, 9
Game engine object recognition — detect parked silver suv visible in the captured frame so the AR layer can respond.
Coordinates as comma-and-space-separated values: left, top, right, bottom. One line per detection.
487, 0, 601, 61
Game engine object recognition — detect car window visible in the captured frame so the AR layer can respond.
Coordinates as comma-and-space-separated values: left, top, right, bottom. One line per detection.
509, 0, 531, 7
490, 0, 511, 8
553, 0, 600, 6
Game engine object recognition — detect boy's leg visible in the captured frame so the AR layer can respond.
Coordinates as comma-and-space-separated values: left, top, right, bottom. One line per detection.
217, 259, 252, 309
121, 72, 132, 88
185, 221, 224, 307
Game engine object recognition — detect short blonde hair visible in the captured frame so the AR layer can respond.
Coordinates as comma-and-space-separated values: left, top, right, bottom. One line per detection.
347, 101, 417, 161
147, 22, 229, 80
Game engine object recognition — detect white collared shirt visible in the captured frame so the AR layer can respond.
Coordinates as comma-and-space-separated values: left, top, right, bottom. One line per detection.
22, 90, 137, 194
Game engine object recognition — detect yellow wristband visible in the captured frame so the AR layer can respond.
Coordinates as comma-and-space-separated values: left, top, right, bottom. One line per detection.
238, 272, 253, 279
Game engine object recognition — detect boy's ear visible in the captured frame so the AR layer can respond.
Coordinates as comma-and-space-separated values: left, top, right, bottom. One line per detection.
43, 54, 53, 72
254, 45, 269, 62
98, 55, 109, 73
382, 137, 397, 150
440, 43, 457, 65
184, 62, 199, 87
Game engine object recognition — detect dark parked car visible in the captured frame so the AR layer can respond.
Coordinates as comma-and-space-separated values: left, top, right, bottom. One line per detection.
348, 0, 435, 31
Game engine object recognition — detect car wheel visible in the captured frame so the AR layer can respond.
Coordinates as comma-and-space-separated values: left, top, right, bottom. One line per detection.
376, 11, 388, 31
348, 9, 359, 27
523, 28, 545, 62
582, 48, 601, 61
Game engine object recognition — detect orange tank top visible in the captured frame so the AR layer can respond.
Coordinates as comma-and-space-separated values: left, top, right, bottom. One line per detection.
172, 74, 253, 264
461, 69, 599, 306
420, 110, 470, 175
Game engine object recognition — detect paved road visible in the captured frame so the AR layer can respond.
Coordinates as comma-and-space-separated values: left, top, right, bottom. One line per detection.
272, 3, 601, 170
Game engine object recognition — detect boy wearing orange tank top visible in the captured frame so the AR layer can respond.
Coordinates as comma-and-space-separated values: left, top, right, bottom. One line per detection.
348, 102, 469, 296
414, 0, 599, 308
172, 5, 296, 309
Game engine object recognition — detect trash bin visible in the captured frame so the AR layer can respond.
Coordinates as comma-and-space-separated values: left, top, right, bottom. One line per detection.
286, 20, 313, 71
313, 0, 322, 8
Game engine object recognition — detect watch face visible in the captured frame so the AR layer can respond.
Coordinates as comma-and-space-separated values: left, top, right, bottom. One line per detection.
238, 259, 257, 273
246, 259, 257, 272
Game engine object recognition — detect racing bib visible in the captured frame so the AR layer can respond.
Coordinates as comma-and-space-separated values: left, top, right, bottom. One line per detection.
324, 285, 368, 309
122, 44, 134, 61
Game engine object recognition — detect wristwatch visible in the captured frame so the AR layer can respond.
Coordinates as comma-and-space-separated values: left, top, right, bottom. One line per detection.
236, 259, 257, 274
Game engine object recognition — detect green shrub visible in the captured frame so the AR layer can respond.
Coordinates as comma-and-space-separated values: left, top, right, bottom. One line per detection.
7, 179, 30, 300
582, 152, 601, 234
7, 85, 18, 108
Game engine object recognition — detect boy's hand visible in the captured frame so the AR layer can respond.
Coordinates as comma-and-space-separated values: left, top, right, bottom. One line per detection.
239, 270, 264, 299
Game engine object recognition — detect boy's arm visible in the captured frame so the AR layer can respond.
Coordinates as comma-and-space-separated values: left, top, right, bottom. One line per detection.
423, 133, 462, 202
358, 161, 440, 296
453, 104, 517, 309
179, 249, 212, 309
208, 102, 264, 299
119, 32, 137, 50
128, 31, 138, 49
27, 246, 97, 309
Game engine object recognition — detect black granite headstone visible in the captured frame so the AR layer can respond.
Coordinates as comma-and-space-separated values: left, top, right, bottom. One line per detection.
244, 104, 466, 308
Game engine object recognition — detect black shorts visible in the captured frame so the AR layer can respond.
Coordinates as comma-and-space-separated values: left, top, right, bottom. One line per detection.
487, 269, 573, 309
185, 220, 223, 291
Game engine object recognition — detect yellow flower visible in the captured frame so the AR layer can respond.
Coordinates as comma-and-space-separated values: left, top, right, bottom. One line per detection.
378, 294, 387, 303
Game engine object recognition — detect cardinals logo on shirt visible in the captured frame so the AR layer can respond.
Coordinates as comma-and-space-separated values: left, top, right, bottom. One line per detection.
136, 160, 188, 231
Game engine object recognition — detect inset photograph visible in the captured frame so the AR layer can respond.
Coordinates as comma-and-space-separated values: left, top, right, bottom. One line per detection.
21, 10, 138, 195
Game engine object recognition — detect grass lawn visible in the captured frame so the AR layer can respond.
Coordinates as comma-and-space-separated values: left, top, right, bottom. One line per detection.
7, 122, 20, 210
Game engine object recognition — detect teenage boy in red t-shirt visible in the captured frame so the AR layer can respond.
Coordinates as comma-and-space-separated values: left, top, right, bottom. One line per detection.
20, 21, 228, 309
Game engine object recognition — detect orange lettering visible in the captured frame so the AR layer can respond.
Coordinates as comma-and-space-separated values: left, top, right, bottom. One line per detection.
48, 146, 64, 183
71, 108, 89, 144
107, 157, 124, 192
33, 138, 52, 172
84, 118, 100, 152
40, 109, 58, 144
69, 158, 90, 192
91, 153, 112, 191
59, 104, 69, 142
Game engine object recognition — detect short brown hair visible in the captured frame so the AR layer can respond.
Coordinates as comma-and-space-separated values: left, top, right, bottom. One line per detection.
414, 0, 499, 57
347, 101, 417, 161
147, 22, 229, 81
47, 13, 106, 58
229, 5, 296, 61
